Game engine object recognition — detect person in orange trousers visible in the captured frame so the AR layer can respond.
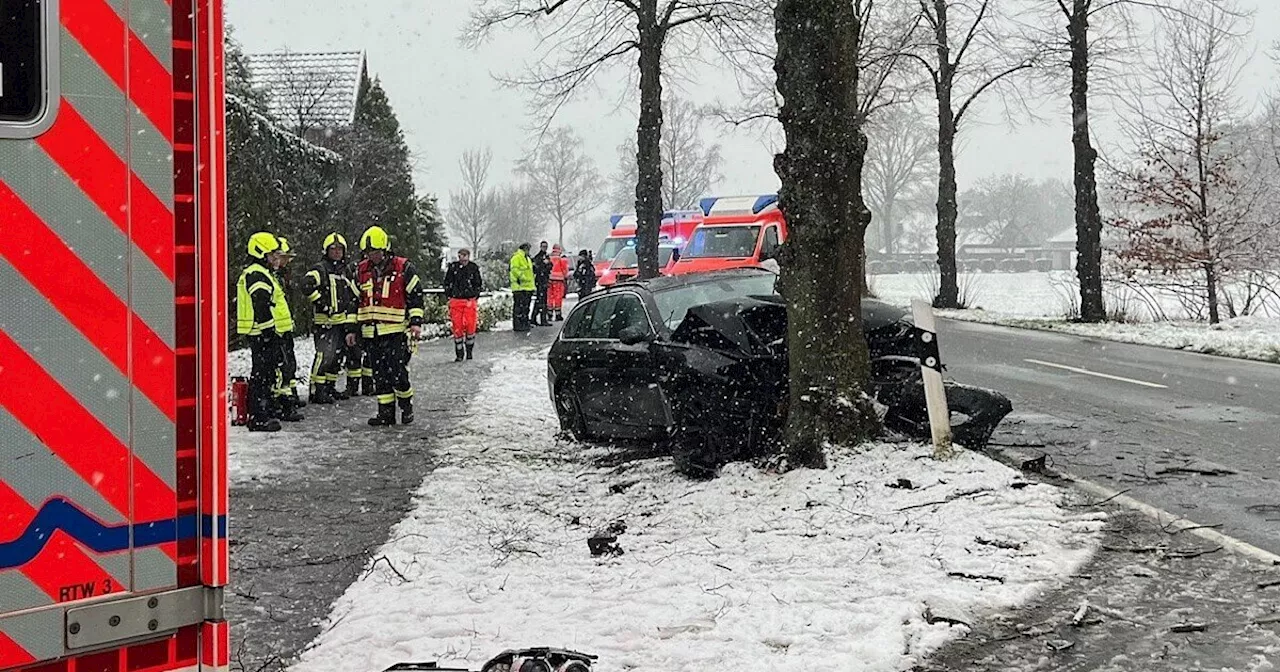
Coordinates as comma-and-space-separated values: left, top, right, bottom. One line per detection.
548, 244, 571, 321
443, 248, 483, 361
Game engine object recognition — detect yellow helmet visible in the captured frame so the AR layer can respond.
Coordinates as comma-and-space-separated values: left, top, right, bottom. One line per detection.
360, 226, 390, 251
323, 232, 348, 251
278, 237, 295, 256
247, 232, 280, 259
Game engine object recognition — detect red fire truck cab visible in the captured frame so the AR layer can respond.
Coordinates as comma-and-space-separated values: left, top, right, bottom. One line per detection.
0, 1, 230, 670
670, 195, 787, 276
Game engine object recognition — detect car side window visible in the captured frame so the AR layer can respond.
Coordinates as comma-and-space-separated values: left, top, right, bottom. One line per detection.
580, 296, 621, 339
606, 294, 653, 339
561, 301, 595, 339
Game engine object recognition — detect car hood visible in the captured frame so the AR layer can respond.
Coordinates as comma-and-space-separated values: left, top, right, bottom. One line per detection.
671, 296, 911, 358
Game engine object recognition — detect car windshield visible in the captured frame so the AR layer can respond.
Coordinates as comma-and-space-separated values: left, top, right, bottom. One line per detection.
651, 273, 779, 330
610, 246, 675, 269
684, 225, 762, 258
597, 237, 632, 262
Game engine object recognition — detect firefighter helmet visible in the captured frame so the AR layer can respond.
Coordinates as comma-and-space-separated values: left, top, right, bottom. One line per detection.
324, 232, 348, 251
247, 232, 280, 259
278, 237, 295, 256
361, 226, 391, 251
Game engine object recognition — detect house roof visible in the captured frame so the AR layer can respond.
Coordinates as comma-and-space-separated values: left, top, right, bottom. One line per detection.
1046, 225, 1076, 246
246, 50, 365, 130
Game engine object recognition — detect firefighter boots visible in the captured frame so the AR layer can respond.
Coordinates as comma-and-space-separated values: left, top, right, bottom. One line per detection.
248, 417, 282, 433
454, 343, 465, 362
465, 343, 474, 360
399, 398, 414, 425
278, 396, 305, 422
311, 383, 335, 405
555, 310, 564, 321
368, 404, 397, 426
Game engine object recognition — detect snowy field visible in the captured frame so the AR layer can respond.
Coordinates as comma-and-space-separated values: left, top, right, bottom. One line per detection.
292, 348, 1104, 672
872, 272, 1280, 363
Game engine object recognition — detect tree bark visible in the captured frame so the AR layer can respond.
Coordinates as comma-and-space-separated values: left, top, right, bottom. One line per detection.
634, 0, 664, 280
1069, 1, 1107, 323
773, 0, 880, 470
932, 0, 960, 308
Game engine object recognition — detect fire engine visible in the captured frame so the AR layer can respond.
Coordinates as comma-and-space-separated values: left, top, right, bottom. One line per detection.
670, 195, 788, 276
0, 0, 229, 670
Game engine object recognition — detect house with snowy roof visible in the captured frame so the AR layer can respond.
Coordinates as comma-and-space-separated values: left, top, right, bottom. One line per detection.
246, 50, 366, 146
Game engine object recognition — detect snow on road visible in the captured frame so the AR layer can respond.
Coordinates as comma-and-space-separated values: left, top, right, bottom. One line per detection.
292, 348, 1104, 672
873, 272, 1280, 363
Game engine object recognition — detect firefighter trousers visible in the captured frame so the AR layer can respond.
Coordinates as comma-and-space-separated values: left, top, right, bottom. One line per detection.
342, 334, 371, 387
311, 327, 345, 389
367, 333, 412, 408
274, 332, 298, 399
249, 334, 282, 422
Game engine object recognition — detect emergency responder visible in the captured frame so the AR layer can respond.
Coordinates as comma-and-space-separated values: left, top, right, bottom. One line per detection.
339, 252, 372, 398
353, 225, 425, 426
509, 243, 536, 332
574, 249, 597, 297
304, 233, 358, 404
531, 240, 552, 326
272, 237, 304, 421
548, 244, 570, 321
443, 248, 484, 361
235, 232, 291, 432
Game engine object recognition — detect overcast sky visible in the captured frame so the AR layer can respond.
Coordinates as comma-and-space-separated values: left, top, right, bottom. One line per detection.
226, 0, 1279, 243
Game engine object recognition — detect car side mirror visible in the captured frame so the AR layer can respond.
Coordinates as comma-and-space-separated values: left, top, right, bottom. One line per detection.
618, 326, 652, 346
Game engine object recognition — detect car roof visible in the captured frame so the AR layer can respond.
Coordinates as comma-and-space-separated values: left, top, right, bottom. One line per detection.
604, 267, 776, 294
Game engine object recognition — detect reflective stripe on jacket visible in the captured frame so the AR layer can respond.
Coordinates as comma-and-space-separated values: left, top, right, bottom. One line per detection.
357, 255, 425, 338
509, 250, 535, 291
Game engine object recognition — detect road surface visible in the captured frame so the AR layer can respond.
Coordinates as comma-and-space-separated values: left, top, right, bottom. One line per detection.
939, 318, 1280, 555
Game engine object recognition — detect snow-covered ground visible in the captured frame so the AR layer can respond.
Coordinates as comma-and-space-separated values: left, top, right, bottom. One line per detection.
873, 272, 1280, 363
291, 348, 1104, 672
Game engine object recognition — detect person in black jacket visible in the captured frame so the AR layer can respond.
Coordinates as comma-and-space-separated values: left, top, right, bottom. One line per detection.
443, 248, 484, 361
531, 240, 552, 326
303, 233, 359, 404
573, 249, 597, 297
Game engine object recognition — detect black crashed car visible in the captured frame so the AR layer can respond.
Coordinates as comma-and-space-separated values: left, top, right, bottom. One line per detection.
546, 268, 1011, 473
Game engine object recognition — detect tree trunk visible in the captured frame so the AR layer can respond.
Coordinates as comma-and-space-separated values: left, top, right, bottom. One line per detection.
1204, 261, 1221, 324
932, 0, 959, 308
773, 0, 880, 470
634, 0, 664, 280
935, 109, 959, 307
1069, 1, 1107, 323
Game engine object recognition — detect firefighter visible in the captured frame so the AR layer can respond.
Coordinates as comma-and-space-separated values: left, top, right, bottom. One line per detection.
235, 232, 291, 433
443, 248, 484, 361
509, 243, 536, 332
548, 244, 570, 321
304, 233, 358, 404
352, 225, 425, 426
272, 237, 305, 421
531, 240, 552, 326
339, 253, 373, 398
574, 249, 597, 297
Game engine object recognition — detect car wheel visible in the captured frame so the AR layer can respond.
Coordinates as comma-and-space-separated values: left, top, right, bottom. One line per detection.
555, 385, 589, 441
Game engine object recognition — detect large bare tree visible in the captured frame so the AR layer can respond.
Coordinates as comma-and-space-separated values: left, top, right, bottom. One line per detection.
1109, 1, 1270, 325
449, 147, 499, 253
863, 104, 937, 253
517, 127, 604, 246
909, 0, 1036, 308
469, 0, 763, 279
612, 97, 725, 211
773, 0, 881, 469
490, 182, 546, 248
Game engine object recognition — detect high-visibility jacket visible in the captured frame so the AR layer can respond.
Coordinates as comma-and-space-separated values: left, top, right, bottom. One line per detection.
304, 257, 358, 328
509, 250, 535, 291
550, 255, 570, 282
236, 262, 293, 336
356, 255, 425, 338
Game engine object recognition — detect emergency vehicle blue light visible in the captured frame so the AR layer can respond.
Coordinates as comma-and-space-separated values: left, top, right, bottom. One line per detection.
752, 194, 780, 213
698, 197, 718, 216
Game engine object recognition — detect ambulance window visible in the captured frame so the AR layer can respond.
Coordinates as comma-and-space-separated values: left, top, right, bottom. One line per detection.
0, 0, 53, 129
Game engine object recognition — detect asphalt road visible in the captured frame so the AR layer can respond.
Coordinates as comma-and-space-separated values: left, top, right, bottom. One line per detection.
938, 318, 1280, 556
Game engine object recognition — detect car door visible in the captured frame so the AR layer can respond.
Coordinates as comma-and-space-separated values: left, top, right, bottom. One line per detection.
562, 294, 621, 429
588, 292, 672, 439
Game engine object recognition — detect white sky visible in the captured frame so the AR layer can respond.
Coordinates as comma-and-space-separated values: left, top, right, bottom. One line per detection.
226, 0, 1279, 243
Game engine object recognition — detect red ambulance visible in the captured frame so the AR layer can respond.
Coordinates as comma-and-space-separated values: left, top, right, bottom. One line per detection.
670, 195, 787, 276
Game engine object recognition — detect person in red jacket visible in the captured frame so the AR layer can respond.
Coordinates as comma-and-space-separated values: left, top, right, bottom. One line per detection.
353, 226, 425, 426
547, 244, 571, 321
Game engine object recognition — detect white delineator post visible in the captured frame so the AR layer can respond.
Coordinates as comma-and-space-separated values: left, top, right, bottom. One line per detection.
910, 300, 955, 458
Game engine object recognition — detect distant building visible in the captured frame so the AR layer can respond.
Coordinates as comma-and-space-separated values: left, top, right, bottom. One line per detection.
1044, 225, 1076, 271
246, 50, 366, 146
